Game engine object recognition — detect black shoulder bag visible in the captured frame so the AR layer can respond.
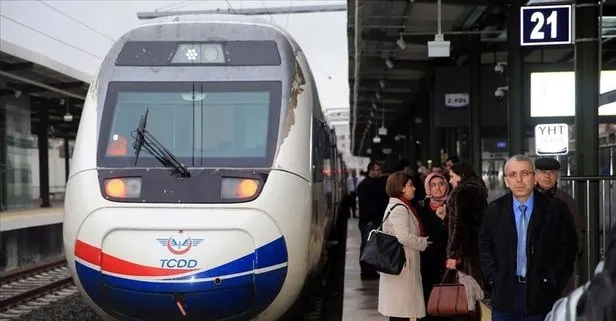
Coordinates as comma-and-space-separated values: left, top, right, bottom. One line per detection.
359, 204, 407, 275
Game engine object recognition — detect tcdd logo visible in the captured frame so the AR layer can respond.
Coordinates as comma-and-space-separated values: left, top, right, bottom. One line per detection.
156, 232, 203, 255
160, 259, 198, 268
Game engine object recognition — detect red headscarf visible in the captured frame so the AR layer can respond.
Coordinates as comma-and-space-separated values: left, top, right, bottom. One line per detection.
398, 197, 425, 237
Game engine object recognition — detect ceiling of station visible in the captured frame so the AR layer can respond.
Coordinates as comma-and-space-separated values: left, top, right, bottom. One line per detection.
0, 51, 86, 139
348, 0, 616, 157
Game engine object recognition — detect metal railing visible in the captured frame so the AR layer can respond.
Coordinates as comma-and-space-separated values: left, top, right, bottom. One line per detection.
560, 175, 616, 282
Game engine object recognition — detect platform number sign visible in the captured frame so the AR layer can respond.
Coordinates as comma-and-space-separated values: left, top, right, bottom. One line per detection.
521, 5, 572, 46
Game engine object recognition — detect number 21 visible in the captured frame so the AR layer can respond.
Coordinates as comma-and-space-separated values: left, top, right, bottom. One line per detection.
530, 11, 557, 40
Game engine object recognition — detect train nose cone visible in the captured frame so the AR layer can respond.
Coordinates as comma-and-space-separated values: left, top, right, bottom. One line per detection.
74, 228, 288, 320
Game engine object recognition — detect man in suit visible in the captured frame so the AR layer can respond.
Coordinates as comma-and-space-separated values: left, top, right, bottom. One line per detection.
479, 154, 578, 321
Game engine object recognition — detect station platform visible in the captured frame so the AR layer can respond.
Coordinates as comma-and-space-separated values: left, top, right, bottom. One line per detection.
342, 217, 492, 321
0, 204, 64, 232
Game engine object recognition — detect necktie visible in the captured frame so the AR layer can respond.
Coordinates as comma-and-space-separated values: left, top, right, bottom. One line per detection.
518, 204, 528, 276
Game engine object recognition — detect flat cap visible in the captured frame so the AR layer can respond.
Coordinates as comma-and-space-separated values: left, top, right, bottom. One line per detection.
535, 157, 561, 171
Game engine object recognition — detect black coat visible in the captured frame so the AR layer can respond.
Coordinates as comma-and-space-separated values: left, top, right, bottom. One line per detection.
356, 176, 389, 225
445, 176, 488, 290
418, 200, 452, 321
418, 200, 449, 287
478, 190, 578, 315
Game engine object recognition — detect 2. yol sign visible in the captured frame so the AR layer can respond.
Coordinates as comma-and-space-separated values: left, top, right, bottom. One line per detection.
444, 93, 469, 108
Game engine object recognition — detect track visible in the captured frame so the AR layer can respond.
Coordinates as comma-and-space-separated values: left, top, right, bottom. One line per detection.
0, 258, 76, 320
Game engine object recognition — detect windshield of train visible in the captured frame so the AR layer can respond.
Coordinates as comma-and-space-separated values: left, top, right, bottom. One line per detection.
97, 81, 282, 168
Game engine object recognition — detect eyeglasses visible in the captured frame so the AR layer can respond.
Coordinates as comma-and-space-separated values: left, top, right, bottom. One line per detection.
505, 170, 534, 179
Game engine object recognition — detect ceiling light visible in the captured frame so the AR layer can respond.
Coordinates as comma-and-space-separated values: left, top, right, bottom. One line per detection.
397, 37, 407, 50
379, 80, 385, 89
385, 59, 394, 69
375, 92, 381, 100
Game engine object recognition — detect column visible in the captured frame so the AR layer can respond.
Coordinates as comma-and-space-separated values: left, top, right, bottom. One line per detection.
38, 102, 50, 208
64, 137, 70, 182
507, 0, 524, 156
574, 0, 600, 283
469, 34, 482, 174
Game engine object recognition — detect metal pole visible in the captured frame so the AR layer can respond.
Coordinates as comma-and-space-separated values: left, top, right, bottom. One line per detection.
574, 0, 600, 282
507, 2, 524, 156
352, 0, 361, 155
469, 34, 482, 175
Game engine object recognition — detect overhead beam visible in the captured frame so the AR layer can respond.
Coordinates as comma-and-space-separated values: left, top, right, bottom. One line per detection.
0, 62, 34, 71
7, 81, 85, 93
355, 91, 412, 101
359, 79, 419, 90
0, 71, 86, 101
350, 58, 431, 71
348, 0, 504, 5
138, 4, 346, 19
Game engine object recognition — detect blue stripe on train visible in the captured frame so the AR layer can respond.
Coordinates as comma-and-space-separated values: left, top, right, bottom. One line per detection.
75, 236, 288, 320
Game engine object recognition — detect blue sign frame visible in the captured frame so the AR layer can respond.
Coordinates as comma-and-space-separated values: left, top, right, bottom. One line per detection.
520, 5, 572, 46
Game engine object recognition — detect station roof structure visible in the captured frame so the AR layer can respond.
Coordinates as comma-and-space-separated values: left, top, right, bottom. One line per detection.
0, 51, 87, 139
347, 0, 616, 156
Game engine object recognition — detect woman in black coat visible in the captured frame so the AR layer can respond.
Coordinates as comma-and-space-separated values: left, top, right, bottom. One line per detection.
417, 172, 451, 321
445, 161, 488, 321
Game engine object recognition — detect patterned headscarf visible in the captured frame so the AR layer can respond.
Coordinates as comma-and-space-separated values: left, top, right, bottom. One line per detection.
424, 172, 449, 205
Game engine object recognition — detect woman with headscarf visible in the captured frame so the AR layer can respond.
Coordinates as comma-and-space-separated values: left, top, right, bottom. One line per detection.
417, 172, 451, 321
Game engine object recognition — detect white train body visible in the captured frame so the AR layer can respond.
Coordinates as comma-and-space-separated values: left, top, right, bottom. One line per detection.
63, 14, 344, 321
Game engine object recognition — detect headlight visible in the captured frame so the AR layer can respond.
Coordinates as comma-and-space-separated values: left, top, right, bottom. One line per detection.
104, 177, 142, 198
221, 177, 260, 200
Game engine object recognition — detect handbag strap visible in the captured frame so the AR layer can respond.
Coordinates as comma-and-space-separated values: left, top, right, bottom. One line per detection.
376, 203, 404, 232
435, 269, 464, 315
438, 268, 461, 285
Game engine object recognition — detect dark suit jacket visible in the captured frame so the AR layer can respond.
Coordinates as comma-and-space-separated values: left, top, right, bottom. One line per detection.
478, 189, 578, 314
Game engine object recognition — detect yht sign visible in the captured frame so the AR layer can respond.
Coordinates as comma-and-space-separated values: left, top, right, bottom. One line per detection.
521, 5, 572, 46
535, 123, 569, 156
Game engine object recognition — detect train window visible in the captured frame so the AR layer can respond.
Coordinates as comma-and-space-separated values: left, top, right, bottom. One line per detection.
97, 81, 282, 168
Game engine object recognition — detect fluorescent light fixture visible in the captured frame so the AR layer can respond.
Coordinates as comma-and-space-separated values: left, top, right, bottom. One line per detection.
372, 102, 378, 110
375, 92, 381, 100
397, 37, 407, 50
379, 80, 385, 89
385, 59, 394, 69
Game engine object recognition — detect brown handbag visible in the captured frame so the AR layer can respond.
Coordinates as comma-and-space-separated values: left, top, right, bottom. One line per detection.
426, 269, 470, 316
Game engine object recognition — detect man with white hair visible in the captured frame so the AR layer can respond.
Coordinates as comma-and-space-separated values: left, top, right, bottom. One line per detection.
479, 154, 578, 321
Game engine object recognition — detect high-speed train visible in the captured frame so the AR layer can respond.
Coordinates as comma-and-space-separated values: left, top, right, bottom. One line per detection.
63, 13, 347, 321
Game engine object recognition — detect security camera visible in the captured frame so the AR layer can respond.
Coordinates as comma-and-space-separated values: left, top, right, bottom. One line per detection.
494, 86, 509, 99
494, 61, 507, 74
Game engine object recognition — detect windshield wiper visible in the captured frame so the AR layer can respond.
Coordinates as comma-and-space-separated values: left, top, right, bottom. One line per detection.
132, 108, 191, 177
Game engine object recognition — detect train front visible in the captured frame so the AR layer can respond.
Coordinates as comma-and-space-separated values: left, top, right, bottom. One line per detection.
63, 16, 313, 321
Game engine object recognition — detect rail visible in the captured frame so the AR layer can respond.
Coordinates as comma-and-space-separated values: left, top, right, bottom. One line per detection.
0, 258, 73, 313
559, 175, 616, 282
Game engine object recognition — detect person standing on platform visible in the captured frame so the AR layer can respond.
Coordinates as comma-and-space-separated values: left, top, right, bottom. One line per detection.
444, 161, 487, 321
534, 157, 585, 296
356, 161, 389, 280
378, 171, 429, 321
346, 170, 359, 218
417, 172, 451, 321
479, 155, 577, 321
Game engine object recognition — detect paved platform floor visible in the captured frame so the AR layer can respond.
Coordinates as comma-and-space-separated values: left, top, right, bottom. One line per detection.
342, 217, 492, 321
0, 204, 64, 232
